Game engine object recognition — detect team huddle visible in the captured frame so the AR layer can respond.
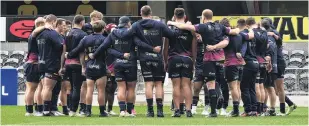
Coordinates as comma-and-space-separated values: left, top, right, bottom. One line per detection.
24, 5, 297, 118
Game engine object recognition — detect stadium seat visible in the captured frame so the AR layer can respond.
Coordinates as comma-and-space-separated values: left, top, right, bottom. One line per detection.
0, 50, 9, 61
0, 59, 3, 66
17, 73, 25, 92
10, 51, 25, 63
4, 58, 19, 68
303, 58, 309, 68
299, 73, 308, 92
282, 49, 289, 60
284, 74, 297, 92
17, 66, 24, 73
287, 58, 303, 68
290, 50, 305, 60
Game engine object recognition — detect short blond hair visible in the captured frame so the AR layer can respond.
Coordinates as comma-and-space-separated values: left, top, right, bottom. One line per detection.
92, 20, 106, 33
90, 10, 103, 20
35, 17, 45, 27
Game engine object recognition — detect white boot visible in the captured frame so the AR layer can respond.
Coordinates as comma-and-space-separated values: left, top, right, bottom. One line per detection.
201, 105, 210, 116
191, 106, 197, 115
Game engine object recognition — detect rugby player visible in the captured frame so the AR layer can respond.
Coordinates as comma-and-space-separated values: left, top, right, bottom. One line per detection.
263, 18, 297, 115
24, 17, 45, 116
164, 8, 196, 117
66, 20, 108, 117
59, 20, 72, 114
91, 16, 161, 117
219, 18, 245, 117
47, 18, 67, 116
260, 18, 277, 116
36, 14, 63, 116
79, 10, 104, 114
112, 5, 175, 117
191, 33, 210, 116
103, 23, 118, 116
61, 15, 88, 116
238, 17, 258, 116
167, 9, 239, 117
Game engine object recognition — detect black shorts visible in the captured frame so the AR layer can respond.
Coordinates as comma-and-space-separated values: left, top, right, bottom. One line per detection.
86, 66, 107, 81
24, 63, 40, 83
194, 62, 203, 82
203, 61, 224, 82
168, 56, 193, 79
225, 65, 243, 83
277, 65, 286, 79
140, 60, 165, 82
257, 63, 267, 84
114, 63, 137, 82
265, 73, 277, 88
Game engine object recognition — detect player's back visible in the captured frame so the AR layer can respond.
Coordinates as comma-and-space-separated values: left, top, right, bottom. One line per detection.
83, 33, 106, 62
168, 25, 193, 57
36, 29, 63, 73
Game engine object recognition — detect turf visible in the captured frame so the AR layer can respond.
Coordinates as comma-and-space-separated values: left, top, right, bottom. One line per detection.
1, 106, 308, 125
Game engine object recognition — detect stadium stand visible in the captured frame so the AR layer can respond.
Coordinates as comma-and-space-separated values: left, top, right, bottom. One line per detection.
284, 73, 297, 92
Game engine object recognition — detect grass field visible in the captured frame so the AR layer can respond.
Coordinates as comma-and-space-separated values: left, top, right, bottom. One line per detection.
1, 106, 308, 125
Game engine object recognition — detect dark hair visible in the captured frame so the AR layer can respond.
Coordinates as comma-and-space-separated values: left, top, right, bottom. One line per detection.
45, 14, 57, 23
219, 18, 230, 27
56, 18, 66, 27
73, 15, 85, 25
141, 5, 152, 16
92, 20, 106, 33
261, 19, 271, 30
237, 19, 246, 27
246, 17, 256, 26
65, 20, 72, 25
214, 20, 219, 23
174, 8, 185, 19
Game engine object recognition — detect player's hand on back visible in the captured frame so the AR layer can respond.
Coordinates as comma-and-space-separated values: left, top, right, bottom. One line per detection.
123, 53, 130, 59
89, 53, 94, 59
153, 46, 161, 53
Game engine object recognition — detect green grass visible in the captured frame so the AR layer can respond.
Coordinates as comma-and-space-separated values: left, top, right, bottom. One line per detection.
1, 106, 308, 125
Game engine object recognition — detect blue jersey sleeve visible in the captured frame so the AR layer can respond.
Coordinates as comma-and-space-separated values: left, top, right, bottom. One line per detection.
93, 34, 113, 58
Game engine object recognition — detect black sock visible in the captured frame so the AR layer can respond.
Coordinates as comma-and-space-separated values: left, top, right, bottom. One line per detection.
256, 102, 261, 113
285, 96, 294, 106
99, 105, 106, 114
233, 101, 239, 113
216, 97, 223, 109
209, 89, 217, 114
86, 105, 92, 113
146, 98, 153, 112
38, 105, 43, 112
80, 103, 85, 111
192, 96, 199, 106
107, 105, 113, 112
127, 103, 133, 114
26, 105, 34, 113
132, 104, 135, 109
156, 98, 163, 111
260, 103, 264, 112
205, 95, 210, 106
180, 103, 185, 112
280, 103, 286, 113
67, 94, 71, 109
119, 101, 126, 112
34, 103, 38, 112
43, 101, 51, 112
62, 106, 68, 113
